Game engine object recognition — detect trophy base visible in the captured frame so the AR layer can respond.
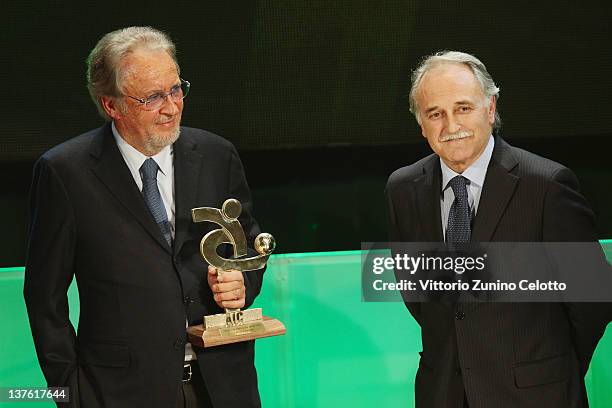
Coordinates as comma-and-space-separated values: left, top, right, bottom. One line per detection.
187, 316, 286, 348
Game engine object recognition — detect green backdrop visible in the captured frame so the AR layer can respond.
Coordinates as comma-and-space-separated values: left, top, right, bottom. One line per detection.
1, 245, 611, 407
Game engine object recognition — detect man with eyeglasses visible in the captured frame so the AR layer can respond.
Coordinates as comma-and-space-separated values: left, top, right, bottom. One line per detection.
24, 26, 264, 408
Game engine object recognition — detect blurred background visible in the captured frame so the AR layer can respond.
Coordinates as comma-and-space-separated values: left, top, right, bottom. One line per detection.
2, 0, 611, 267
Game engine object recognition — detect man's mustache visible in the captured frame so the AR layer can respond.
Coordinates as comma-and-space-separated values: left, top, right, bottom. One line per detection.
440, 129, 473, 142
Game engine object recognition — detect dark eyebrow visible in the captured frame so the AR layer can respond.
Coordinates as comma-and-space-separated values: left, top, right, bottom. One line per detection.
423, 100, 476, 115
455, 100, 476, 106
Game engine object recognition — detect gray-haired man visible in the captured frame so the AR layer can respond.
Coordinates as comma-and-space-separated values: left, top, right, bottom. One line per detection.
386, 51, 611, 407
25, 27, 264, 408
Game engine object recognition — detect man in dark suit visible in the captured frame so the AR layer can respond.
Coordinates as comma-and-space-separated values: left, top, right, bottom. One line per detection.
385, 51, 611, 407
24, 27, 263, 408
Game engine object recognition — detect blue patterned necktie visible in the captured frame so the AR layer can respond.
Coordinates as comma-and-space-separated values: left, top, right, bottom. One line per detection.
446, 175, 471, 248
140, 158, 172, 246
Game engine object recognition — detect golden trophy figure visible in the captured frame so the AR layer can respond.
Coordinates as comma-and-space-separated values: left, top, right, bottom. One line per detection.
186, 198, 285, 347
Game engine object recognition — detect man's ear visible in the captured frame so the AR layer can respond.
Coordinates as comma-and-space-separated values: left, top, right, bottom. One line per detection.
101, 96, 123, 120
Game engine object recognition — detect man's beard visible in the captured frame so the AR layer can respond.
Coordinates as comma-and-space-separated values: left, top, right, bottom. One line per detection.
144, 126, 181, 155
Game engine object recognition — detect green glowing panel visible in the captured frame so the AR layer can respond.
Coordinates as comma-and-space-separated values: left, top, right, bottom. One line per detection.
253, 251, 419, 407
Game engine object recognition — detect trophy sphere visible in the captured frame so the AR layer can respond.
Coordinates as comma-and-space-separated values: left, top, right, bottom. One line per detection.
222, 199, 242, 220
254, 233, 276, 255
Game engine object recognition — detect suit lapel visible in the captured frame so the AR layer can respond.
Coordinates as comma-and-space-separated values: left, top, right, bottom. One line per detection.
462, 138, 520, 310
414, 157, 444, 242
173, 130, 204, 256
471, 137, 520, 242
89, 123, 172, 254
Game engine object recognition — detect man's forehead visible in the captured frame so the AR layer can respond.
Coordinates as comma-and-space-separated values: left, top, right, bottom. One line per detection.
120, 49, 178, 86
423, 62, 476, 82
417, 63, 484, 107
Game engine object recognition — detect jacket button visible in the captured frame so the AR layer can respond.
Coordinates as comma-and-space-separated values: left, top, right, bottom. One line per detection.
174, 339, 184, 350
455, 311, 465, 320
184, 296, 192, 304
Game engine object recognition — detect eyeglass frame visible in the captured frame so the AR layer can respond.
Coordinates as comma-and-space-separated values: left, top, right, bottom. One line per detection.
124, 78, 190, 110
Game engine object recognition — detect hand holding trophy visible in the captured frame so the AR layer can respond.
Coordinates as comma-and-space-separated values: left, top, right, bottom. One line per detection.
186, 199, 286, 347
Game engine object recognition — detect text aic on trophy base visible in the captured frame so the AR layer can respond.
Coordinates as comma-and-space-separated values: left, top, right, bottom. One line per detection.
187, 316, 285, 348
204, 308, 263, 329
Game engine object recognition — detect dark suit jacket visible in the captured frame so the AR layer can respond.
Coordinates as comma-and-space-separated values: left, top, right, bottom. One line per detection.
385, 137, 611, 408
24, 123, 264, 408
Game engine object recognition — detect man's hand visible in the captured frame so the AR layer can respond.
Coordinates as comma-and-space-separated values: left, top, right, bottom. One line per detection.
208, 265, 246, 309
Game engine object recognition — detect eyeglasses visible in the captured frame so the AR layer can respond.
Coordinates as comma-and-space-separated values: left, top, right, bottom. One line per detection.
125, 78, 190, 111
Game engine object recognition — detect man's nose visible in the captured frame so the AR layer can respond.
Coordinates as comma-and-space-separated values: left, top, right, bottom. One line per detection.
159, 94, 180, 115
445, 115, 461, 134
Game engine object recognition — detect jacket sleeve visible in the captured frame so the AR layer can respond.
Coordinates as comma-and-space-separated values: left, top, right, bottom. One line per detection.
226, 144, 265, 309
385, 182, 422, 325
543, 166, 612, 374
23, 157, 80, 398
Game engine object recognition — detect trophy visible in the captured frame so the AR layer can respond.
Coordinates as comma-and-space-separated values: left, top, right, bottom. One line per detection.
186, 198, 286, 347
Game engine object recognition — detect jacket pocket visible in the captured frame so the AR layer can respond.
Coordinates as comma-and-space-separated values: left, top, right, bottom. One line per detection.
514, 353, 570, 388
78, 341, 131, 368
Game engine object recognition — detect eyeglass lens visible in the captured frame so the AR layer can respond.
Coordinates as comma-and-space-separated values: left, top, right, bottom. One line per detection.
143, 81, 190, 110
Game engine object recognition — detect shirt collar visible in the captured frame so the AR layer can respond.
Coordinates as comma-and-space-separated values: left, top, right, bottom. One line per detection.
111, 122, 173, 175
440, 135, 495, 192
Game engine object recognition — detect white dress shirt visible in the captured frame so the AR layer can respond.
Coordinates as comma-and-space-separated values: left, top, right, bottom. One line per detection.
440, 135, 495, 239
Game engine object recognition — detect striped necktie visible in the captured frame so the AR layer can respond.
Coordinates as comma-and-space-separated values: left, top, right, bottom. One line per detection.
446, 175, 471, 248
140, 158, 172, 246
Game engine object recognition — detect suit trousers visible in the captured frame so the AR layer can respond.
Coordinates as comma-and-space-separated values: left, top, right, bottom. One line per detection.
176, 361, 214, 408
